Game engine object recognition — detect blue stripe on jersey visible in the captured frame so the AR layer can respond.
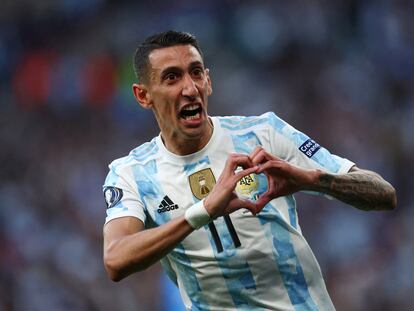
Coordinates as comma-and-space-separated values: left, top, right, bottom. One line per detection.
183, 156, 210, 174
267, 112, 341, 173
131, 139, 159, 162
131, 138, 156, 154
285, 195, 298, 230
279, 228, 317, 309
219, 116, 268, 131
183, 158, 260, 310
220, 115, 258, 125
231, 130, 318, 310
130, 158, 210, 310
131, 159, 170, 225
229, 131, 262, 154
267, 112, 287, 132
254, 203, 318, 311
212, 219, 260, 309
110, 153, 137, 169
170, 246, 210, 311
160, 257, 178, 286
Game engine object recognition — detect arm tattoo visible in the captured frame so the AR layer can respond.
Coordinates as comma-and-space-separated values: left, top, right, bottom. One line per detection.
315, 168, 396, 211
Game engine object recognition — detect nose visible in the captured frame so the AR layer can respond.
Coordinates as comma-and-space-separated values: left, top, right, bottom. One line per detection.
181, 74, 198, 99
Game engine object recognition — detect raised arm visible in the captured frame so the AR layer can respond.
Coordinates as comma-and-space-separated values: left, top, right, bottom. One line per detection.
314, 166, 396, 211
103, 154, 260, 282
250, 146, 396, 212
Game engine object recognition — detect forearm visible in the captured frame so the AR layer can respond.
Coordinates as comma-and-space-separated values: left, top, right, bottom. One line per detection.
103, 153, 256, 282
310, 168, 397, 211
104, 216, 193, 281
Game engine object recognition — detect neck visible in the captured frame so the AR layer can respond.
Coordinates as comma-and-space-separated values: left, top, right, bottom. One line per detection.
161, 118, 214, 156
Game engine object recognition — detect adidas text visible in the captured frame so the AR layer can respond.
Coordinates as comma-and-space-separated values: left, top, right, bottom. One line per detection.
158, 205, 179, 213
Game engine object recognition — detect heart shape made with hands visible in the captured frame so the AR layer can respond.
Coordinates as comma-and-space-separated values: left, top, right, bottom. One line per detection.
205, 146, 314, 218
235, 146, 309, 211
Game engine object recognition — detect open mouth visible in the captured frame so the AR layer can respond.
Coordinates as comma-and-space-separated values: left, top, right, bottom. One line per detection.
180, 104, 202, 121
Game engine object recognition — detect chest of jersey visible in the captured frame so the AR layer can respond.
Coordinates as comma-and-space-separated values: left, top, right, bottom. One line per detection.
141, 154, 226, 227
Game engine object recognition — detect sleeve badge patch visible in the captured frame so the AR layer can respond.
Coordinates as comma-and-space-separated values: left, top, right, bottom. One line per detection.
103, 187, 123, 209
299, 139, 321, 158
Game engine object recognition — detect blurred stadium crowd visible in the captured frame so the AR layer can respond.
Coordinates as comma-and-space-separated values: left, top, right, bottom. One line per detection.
1, 0, 413, 310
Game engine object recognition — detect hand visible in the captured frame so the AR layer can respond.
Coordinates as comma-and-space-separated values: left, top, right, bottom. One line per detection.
204, 153, 261, 218
249, 146, 320, 208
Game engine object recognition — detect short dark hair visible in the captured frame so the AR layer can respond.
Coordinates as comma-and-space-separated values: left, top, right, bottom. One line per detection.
133, 30, 204, 83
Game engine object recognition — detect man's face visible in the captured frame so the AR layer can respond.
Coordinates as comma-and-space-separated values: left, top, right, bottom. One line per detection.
142, 44, 212, 142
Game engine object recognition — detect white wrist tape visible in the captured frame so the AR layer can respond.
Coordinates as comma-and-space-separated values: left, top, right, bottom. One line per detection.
185, 200, 212, 230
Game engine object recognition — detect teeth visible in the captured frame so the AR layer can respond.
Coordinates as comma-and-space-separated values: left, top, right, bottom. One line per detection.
182, 104, 200, 111
185, 112, 200, 120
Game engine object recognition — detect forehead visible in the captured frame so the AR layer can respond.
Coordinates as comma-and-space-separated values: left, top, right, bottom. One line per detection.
148, 44, 203, 73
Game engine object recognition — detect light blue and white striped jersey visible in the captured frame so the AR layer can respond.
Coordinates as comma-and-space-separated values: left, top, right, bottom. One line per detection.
103, 112, 354, 311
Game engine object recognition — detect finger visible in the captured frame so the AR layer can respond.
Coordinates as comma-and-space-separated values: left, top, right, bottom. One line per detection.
255, 187, 273, 205
251, 149, 275, 165
256, 160, 284, 174
250, 148, 267, 164
236, 156, 254, 170
249, 146, 264, 160
254, 195, 272, 211
255, 175, 277, 206
222, 154, 246, 176
224, 154, 253, 176
228, 197, 259, 215
233, 165, 258, 182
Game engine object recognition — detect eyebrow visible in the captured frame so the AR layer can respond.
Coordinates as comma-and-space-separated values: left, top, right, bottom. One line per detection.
160, 61, 204, 79
188, 61, 204, 69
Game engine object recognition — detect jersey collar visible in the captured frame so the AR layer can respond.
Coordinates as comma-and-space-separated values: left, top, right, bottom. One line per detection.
156, 116, 221, 164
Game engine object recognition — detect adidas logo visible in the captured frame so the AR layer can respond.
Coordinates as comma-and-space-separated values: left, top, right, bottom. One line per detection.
157, 196, 179, 213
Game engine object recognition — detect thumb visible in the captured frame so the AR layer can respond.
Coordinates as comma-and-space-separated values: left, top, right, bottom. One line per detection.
254, 194, 272, 212
227, 197, 258, 215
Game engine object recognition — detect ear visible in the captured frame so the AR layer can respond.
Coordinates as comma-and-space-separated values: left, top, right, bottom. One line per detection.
132, 83, 152, 109
205, 68, 213, 96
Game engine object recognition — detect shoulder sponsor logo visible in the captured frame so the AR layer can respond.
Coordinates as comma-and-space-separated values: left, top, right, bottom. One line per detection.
158, 196, 179, 213
299, 139, 321, 158
103, 187, 123, 209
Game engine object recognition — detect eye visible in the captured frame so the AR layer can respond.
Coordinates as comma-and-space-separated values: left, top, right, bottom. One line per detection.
164, 72, 179, 82
191, 67, 203, 78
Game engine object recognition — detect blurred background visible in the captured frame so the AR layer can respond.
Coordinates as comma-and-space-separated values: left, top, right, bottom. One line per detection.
1, 0, 413, 310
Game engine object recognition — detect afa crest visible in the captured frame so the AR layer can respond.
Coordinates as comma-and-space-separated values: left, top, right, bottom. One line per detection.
235, 173, 259, 200
188, 168, 216, 200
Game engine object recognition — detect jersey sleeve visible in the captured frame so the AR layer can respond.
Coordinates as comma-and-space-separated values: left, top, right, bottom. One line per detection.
266, 112, 355, 174
103, 161, 146, 225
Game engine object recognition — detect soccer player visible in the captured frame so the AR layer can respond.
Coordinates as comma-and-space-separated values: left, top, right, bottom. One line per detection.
102, 31, 396, 310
